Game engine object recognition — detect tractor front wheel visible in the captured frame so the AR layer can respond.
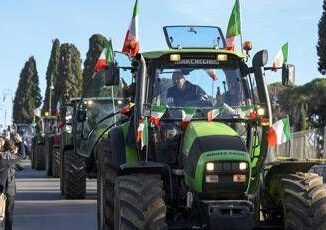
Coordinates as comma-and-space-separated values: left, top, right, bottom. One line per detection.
114, 174, 167, 230
282, 172, 326, 229
63, 149, 86, 199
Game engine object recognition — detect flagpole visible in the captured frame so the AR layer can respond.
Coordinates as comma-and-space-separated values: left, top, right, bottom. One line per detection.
111, 86, 117, 123
239, 0, 244, 54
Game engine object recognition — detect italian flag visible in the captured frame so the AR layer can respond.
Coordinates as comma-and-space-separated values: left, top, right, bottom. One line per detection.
137, 117, 148, 150
122, 0, 140, 56
205, 69, 217, 81
272, 42, 288, 70
207, 109, 222, 122
226, 0, 241, 50
93, 39, 114, 72
150, 105, 167, 127
182, 108, 197, 122
267, 117, 291, 147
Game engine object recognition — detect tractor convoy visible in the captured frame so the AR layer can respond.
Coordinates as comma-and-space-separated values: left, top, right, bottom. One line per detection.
29, 25, 326, 229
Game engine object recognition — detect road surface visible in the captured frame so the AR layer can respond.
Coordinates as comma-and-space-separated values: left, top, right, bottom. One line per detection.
13, 160, 97, 230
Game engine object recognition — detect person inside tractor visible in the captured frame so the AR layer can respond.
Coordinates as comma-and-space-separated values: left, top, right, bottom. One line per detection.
216, 70, 243, 107
166, 70, 211, 107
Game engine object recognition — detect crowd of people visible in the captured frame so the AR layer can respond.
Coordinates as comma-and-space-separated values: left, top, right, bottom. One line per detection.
0, 132, 23, 230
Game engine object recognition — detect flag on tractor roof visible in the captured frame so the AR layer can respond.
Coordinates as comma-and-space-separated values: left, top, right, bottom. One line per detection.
226, 0, 241, 50
267, 117, 291, 147
122, 0, 140, 56
93, 39, 114, 72
272, 42, 288, 70
137, 117, 148, 150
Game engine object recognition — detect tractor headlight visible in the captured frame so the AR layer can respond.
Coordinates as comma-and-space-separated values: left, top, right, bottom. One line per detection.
239, 162, 247, 171
206, 162, 215, 171
256, 107, 265, 116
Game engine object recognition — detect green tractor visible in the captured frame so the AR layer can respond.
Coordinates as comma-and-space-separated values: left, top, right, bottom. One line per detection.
90, 26, 326, 229
31, 115, 57, 171
59, 90, 125, 199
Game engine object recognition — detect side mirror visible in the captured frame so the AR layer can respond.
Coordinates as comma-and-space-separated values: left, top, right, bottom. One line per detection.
77, 110, 86, 122
104, 63, 120, 86
252, 50, 268, 67
282, 64, 295, 86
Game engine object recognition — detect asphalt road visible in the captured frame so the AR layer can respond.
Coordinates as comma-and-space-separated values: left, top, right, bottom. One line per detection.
13, 160, 97, 230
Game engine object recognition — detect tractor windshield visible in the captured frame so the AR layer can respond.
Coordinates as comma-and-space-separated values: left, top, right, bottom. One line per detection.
152, 67, 247, 118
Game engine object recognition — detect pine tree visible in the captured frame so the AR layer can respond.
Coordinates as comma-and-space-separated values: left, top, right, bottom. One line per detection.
42, 39, 60, 116
82, 34, 109, 96
13, 56, 42, 123
317, 0, 326, 74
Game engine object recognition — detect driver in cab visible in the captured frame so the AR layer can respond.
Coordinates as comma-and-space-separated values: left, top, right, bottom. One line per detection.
166, 70, 209, 106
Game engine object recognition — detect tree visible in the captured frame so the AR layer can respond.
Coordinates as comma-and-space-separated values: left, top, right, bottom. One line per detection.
317, 0, 326, 74
42, 39, 60, 116
13, 56, 42, 123
82, 34, 109, 96
53, 43, 83, 108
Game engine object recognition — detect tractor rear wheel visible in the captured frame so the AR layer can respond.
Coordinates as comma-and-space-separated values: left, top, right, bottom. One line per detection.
52, 147, 60, 178
282, 172, 326, 230
34, 145, 45, 170
309, 165, 326, 183
114, 174, 167, 230
97, 138, 116, 230
45, 139, 53, 177
63, 149, 86, 199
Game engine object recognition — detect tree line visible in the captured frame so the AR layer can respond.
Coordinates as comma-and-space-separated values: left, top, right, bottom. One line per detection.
12, 34, 109, 123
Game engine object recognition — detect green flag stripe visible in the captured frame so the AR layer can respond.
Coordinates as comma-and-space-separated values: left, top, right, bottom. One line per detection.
132, 0, 139, 17
106, 40, 114, 63
281, 42, 288, 63
282, 117, 291, 140
226, 0, 241, 38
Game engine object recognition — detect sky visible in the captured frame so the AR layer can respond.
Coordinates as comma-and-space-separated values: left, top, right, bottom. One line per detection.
0, 0, 323, 126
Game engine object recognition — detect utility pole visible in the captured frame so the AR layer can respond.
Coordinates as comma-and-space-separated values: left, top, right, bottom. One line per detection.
49, 74, 54, 115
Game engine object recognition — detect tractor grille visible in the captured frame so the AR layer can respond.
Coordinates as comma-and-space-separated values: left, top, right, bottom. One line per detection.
204, 161, 249, 198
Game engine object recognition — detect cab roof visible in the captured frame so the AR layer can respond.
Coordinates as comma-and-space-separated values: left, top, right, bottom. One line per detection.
141, 49, 246, 60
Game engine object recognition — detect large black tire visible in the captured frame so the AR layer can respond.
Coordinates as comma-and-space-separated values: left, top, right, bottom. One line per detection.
114, 174, 167, 230
34, 145, 45, 170
52, 147, 60, 178
45, 139, 53, 177
309, 164, 326, 183
97, 138, 116, 230
59, 150, 65, 196
282, 172, 326, 230
63, 149, 86, 199
30, 145, 35, 169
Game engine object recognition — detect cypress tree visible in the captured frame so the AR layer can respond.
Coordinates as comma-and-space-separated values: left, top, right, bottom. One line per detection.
42, 39, 60, 116
82, 34, 109, 96
13, 56, 42, 123
317, 0, 326, 74
53, 43, 82, 107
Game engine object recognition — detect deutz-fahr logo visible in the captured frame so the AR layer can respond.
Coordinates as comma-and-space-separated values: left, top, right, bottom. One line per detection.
174, 59, 218, 65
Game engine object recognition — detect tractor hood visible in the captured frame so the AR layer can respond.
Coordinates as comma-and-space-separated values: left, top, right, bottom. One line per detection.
182, 121, 251, 194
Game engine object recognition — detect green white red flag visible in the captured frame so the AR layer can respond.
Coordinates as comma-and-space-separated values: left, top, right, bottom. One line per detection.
207, 108, 222, 122
272, 42, 288, 70
137, 117, 148, 150
93, 39, 114, 72
267, 117, 291, 147
205, 69, 217, 81
122, 0, 140, 56
150, 105, 167, 127
182, 108, 197, 122
226, 0, 241, 50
